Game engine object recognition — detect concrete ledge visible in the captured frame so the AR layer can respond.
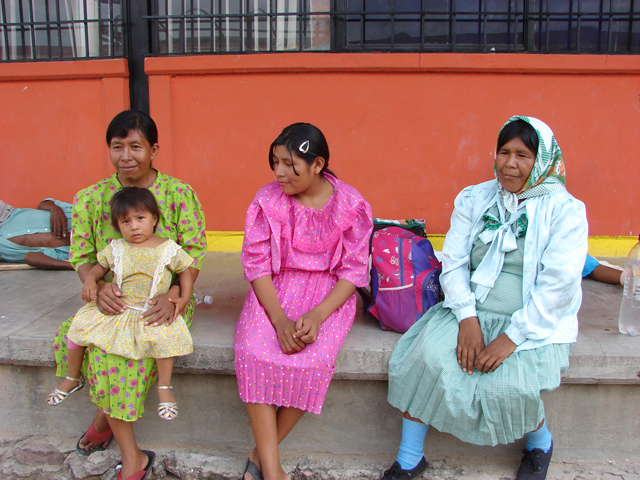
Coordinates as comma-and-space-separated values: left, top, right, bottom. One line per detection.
1, 252, 639, 384
2, 252, 640, 467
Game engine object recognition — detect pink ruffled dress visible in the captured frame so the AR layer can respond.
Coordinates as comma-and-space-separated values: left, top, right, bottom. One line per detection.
234, 174, 373, 414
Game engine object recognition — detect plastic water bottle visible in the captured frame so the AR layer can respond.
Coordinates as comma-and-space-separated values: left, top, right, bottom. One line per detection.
193, 287, 213, 307
618, 234, 640, 336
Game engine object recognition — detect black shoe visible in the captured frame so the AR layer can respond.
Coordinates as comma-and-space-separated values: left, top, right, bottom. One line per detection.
381, 457, 428, 480
516, 441, 553, 480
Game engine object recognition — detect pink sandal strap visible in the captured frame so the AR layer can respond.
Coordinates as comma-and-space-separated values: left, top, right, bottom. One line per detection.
118, 471, 146, 480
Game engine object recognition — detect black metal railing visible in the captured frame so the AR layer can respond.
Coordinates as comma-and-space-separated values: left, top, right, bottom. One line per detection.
147, 0, 330, 54
1, 0, 638, 62
144, 0, 640, 56
0, 0, 124, 61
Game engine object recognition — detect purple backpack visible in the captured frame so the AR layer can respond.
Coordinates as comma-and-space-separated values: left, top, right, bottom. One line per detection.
367, 226, 442, 333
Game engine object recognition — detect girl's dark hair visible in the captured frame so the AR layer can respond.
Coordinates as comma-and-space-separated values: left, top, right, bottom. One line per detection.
497, 119, 539, 155
106, 110, 158, 146
110, 187, 161, 233
268, 123, 335, 177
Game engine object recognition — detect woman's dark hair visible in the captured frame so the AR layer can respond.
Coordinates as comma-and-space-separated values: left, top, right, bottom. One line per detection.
268, 123, 335, 177
110, 187, 161, 233
497, 119, 539, 155
106, 110, 158, 146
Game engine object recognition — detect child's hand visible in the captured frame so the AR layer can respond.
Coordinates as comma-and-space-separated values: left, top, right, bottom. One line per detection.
294, 311, 323, 344
167, 296, 189, 323
81, 280, 98, 303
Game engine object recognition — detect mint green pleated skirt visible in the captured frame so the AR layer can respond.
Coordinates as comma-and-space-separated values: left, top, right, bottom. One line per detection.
387, 232, 572, 446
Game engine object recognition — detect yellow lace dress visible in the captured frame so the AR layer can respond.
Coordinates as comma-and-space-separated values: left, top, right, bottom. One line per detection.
67, 238, 193, 359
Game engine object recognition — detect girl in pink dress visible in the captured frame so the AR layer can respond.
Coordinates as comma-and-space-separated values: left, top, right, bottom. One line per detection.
234, 123, 373, 480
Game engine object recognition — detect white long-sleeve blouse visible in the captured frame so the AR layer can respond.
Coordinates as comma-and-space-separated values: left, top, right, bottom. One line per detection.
441, 179, 588, 352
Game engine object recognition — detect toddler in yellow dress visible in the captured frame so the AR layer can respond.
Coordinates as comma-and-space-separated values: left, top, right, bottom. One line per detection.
47, 187, 196, 421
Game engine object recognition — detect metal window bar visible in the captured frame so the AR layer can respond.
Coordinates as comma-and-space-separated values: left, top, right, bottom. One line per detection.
2, 1, 639, 61
0, 0, 124, 61
147, 0, 313, 54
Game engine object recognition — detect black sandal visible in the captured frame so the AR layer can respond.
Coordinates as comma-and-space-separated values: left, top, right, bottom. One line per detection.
242, 458, 263, 480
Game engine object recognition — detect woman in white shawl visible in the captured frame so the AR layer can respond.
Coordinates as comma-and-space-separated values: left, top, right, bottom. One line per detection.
381, 116, 588, 480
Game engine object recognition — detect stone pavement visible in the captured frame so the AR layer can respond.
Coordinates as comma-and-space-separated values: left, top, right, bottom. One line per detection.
2, 434, 640, 480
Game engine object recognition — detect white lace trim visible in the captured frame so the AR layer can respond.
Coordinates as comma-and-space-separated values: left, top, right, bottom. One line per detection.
147, 240, 182, 303
110, 239, 126, 290
111, 239, 181, 313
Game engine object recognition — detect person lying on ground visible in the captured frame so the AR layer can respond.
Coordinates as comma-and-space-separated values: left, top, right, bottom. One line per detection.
583, 253, 624, 285
0, 198, 72, 270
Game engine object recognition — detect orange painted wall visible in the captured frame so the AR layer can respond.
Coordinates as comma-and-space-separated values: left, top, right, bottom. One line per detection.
1, 54, 639, 237
0, 59, 129, 207
146, 53, 640, 236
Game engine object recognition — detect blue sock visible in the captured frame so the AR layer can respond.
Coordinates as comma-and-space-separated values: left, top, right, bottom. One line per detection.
526, 419, 552, 453
396, 418, 429, 470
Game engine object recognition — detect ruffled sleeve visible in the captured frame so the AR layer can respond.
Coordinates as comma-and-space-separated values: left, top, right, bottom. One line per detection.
241, 201, 273, 282
335, 200, 373, 287
170, 244, 195, 274
96, 243, 114, 270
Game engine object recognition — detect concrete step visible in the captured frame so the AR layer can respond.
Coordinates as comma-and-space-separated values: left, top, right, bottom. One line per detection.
1, 252, 639, 479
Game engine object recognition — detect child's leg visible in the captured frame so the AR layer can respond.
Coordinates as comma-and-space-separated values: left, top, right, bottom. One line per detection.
156, 357, 178, 420
55, 345, 86, 389
247, 406, 306, 476
156, 357, 174, 390
245, 403, 290, 480
47, 341, 86, 405
66, 342, 86, 378
275, 406, 305, 443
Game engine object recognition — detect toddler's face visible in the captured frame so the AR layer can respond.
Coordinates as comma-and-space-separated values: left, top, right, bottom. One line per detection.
117, 209, 157, 245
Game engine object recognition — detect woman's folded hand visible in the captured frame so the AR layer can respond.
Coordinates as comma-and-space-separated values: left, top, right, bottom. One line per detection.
475, 333, 516, 373
272, 316, 305, 355
457, 316, 484, 375
95, 280, 126, 315
143, 293, 176, 327
294, 310, 324, 344
168, 295, 190, 322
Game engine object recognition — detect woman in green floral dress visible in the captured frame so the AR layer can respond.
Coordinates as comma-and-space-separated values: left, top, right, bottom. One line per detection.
52, 110, 206, 480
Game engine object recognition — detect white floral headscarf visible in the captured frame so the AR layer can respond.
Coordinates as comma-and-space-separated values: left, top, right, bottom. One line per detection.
495, 115, 566, 214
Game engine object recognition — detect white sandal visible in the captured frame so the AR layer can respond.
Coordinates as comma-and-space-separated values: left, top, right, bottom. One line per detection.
157, 385, 179, 420
47, 375, 84, 406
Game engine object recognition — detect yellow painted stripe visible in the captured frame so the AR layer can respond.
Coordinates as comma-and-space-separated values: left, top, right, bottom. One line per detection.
427, 234, 446, 252
587, 236, 638, 258
206, 231, 244, 252
206, 231, 637, 258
